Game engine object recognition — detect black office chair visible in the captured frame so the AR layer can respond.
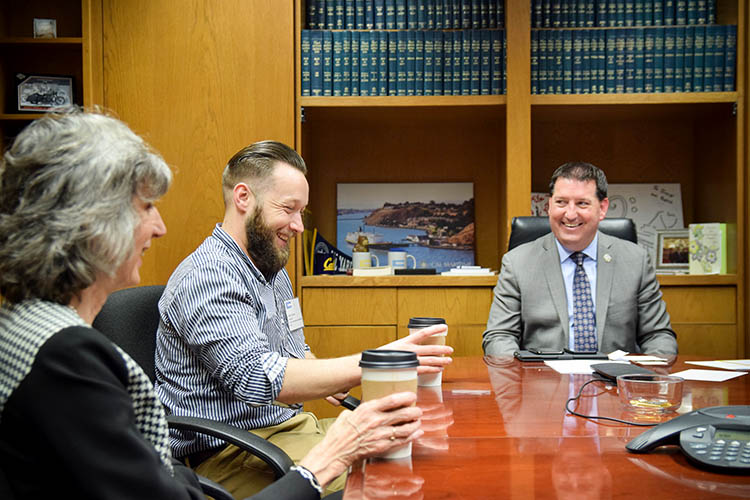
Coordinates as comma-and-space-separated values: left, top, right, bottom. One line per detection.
93, 285, 294, 500
507, 216, 637, 251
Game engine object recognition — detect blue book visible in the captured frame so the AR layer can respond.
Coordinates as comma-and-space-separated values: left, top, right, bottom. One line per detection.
663, 26, 675, 92
675, 0, 687, 25
301, 30, 312, 96
696, 0, 707, 24
326, 0, 336, 28
342, 30, 352, 95
335, 0, 345, 29
582, 29, 592, 92
317, 0, 327, 28
386, 0, 397, 28
417, 0, 428, 29
481, 29, 492, 94
374, 0, 386, 28
396, 0, 407, 29
491, 29, 502, 94
433, 30, 443, 94
453, 0, 462, 29
572, 30, 583, 93
461, 30, 472, 95
624, 0, 634, 26
563, 29, 573, 93
683, 25, 693, 92
332, 30, 344, 95
703, 24, 718, 92
595, 28, 606, 92
471, 0, 481, 29
533, 0, 543, 27
415, 30, 425, 95
634, 27, 645, 91
686, 0, 697, 25
552, 0, 562, 27
531, 29, 540, 94
365, 0, 375, 28
664, 0, 674, 25
310, 31, 324, 96
424, 30, 435, 95
387, 30, 398, 95
653, 26, 664, 91
624, 28, 635, 92
653, 0, 663, 25
461, 0, 472, 28
470, 29, 481, 94
586, 0, 595, 27
443, 30, 453, 94
322, 30, 333, 95
597, 0, 608, 27
396, 30, 407, 95
358, 31, 370, 95
307, 1, 318, 29
350, 30, 360, 95
502, 29, 507, 93
614, 28, 626, 92
643, 0, 653, 26
442, 0, 452, 29
724, 25, 736, 91
605, 28, 617, 92
553, 29, 564, 93
674, 26, 685, 92
692, 25, 704, 91
707, 0, 715, 23
644, 27, 655, 92
426, 0, 436, 29
345, 0, 355, 28
406, 30, 417, 95
712, 24, 725, 91
378, 30, 388, 96
559, 0, 569, 27
355, 0, 365, 28
370, 30, 380, 95
634, 0, 644, 26
616, 0, 625, 26
435, 0, 445, 28
607, 0, 618, 26
543, 0, 553, 27
496, 1, 504, 28
481, 0, 490, 28
453, 28, 463, 94
407, 0, 418, 29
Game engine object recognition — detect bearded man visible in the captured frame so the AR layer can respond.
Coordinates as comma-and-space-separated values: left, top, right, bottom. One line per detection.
155, 141, 451, 498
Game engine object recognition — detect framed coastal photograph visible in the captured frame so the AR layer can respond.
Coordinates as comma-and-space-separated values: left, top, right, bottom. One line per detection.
655, 229, 689, 272
336, 183, 475, 273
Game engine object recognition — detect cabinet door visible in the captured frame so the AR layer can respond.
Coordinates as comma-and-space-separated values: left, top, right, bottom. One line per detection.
102, 0, 295, 286
302, 287, 398, 325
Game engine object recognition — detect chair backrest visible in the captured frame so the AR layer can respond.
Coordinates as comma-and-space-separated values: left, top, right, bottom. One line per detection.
92, 285, 165, 382
507, 216, 637, 251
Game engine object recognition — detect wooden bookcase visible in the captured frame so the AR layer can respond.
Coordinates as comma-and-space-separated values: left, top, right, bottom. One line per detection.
293, 0, 747, 365
0, 0, 102, 150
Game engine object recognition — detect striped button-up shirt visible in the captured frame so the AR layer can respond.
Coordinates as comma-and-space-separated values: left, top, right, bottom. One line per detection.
155, 224, 308, 456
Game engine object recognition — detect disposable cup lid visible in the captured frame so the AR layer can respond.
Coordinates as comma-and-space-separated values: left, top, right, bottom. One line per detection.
359, 349, 419, 369
408, 317, 446, 328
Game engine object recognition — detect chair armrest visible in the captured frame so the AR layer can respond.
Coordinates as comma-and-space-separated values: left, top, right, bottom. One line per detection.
167, 415, 294, 478
196, 475, 235, 500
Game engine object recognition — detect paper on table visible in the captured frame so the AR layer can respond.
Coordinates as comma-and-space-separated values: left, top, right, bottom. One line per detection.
669, 369, 747, 382
544, 359, 628, 374
685, 359, 750, 371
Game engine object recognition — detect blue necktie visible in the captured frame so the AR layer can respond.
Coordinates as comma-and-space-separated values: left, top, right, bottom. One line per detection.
572, 252, 597, 351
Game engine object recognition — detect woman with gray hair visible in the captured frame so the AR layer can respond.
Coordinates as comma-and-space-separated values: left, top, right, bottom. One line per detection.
0, 108, 422, 499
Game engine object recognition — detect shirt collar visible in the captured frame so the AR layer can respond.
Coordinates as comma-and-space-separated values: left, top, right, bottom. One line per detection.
555, 232, 599, 265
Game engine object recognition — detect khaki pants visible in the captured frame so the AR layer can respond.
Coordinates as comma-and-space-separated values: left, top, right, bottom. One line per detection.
194, 412, 344, 498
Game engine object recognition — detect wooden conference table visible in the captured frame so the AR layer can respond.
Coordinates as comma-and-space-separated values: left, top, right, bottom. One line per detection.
343, 355, 750, 499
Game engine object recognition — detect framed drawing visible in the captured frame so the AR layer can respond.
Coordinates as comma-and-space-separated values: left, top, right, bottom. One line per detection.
16, 74, 73, 112
337, 182, 475, 273
655, 229, 689, 272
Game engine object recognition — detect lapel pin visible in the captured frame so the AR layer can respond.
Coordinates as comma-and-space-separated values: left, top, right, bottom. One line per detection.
603, 254, 612, 263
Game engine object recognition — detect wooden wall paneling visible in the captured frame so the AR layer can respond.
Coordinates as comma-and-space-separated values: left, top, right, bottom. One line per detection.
81, 0, 102, 106
672, 325, 738, 358
101, 0, 295, 286
661, 287, 736, 324
301, 287, 398, 325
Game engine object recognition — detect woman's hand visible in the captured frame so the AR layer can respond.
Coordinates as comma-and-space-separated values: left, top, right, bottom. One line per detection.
298, 391, 423, 487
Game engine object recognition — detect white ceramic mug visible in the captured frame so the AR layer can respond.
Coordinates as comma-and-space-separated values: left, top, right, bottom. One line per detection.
352, 251, 379, 269
388, 250, 416, 269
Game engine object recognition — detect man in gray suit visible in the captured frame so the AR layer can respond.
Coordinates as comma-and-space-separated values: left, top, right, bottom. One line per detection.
483, 162, 677, 356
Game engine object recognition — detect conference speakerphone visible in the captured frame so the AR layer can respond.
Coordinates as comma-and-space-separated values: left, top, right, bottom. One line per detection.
627, 406, 750, 474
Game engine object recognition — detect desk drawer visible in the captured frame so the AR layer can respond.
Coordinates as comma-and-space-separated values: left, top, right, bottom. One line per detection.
302, 287, 397, 325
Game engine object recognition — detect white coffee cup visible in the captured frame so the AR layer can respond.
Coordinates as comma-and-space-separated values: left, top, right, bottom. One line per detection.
408, 317, 448, 387
352, 251, 379, 269
388, 249, 416, 270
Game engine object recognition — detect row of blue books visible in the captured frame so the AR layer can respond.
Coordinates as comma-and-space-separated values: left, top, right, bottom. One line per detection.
301, 30, 507, 96
531, 25, 736, 94
306, 0, 505, 30
532, 0, 716, 28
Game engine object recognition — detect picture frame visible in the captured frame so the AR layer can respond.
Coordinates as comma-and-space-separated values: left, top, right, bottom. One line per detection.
16, 74, 73, 112
33, 18, 57, 39
655, 229, 690, 272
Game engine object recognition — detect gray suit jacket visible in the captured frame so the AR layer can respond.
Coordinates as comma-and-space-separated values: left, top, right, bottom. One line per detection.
482, 231, 677, 356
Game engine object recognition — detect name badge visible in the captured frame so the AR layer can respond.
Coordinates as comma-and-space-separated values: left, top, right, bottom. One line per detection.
284, 297, 305, 331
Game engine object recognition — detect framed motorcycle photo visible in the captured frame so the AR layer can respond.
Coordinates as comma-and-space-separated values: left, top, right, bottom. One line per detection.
16, 74, 73, 112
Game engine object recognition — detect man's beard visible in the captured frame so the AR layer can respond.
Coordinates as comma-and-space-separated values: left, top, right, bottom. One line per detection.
245, 206, 290, 281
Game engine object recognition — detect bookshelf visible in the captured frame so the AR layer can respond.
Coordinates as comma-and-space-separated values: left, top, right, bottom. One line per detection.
0, 0, 102, 150
294, 0, 746, 361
